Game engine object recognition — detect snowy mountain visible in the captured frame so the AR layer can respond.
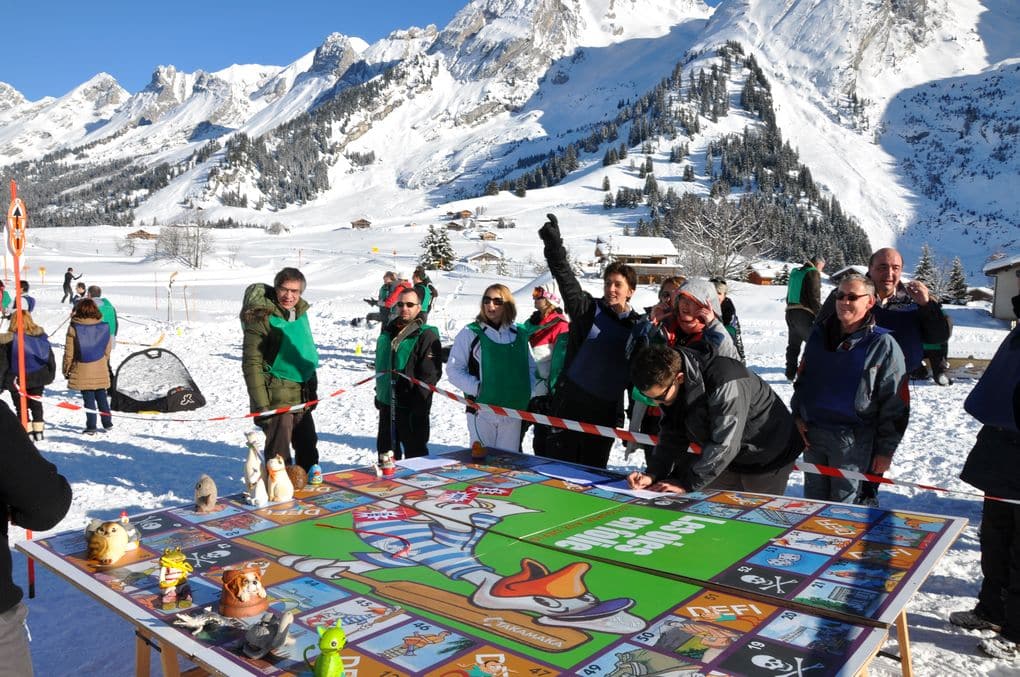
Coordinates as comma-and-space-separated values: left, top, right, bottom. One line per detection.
0, 0, 1016, 275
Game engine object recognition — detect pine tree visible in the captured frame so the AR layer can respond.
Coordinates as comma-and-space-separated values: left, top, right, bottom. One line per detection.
603, 193, 615, 210
602, 175, 611, 191
913, 244, 936, 288
947, 257, 968, 304
774, 265, 790, 285
497, 256, 511, 277
419, 225, 456, 271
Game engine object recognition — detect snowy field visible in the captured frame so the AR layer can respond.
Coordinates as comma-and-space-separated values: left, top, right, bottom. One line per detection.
6, 218, 1015, 676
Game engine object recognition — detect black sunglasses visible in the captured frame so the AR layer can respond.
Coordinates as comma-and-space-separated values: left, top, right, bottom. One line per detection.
395, 302, 418, 308
482, 296, 505, 306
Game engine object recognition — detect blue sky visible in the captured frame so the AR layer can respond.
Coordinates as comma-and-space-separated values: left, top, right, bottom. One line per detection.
5, 1, 467, 100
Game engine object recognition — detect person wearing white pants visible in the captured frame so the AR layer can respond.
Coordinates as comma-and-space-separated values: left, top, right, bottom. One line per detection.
447, 284, 535, 453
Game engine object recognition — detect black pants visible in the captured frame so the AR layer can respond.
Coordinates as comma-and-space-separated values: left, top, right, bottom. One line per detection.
292, 410, 319, 472
785, 308, 815, 378
377, 403, 430, 460
539, 379, 618, 469
61, 285, 72, 303
977, 498, 1020, 642
8, 385, 43, 423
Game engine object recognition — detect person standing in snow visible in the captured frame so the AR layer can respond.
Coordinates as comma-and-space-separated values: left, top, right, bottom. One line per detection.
0, 311, 56, 441
538, 213, 642, 469
379, 273, 413, 334
785, 257, 824, 380
0, 399, 71, 675
790, 273, 909, 503
447, 284, 534, 452
18, 282, 35, 314
412, 267, 438, 323
949, 323, 1020, 661
63, 299, 113, 434
240, 268, 319, 466
712, 278, 745, 362
61, 267, 82, 304
521, 282, 569, 455
375, 286, 443, 459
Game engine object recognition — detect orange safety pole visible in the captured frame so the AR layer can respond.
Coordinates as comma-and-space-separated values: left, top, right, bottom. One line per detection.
7, 179, 34, 597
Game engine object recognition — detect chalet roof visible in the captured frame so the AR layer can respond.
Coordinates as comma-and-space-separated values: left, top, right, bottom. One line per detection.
463, 245, 504, 260
599, 236, 679, 257
984, 255, 1020, 275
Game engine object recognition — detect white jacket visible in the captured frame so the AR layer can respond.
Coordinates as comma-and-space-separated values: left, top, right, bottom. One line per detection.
447, 322, 536, 398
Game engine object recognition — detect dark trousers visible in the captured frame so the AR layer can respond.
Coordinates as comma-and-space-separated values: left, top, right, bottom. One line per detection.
257, 411, 303, 466
977, 498, 1020, 642
61, 285, 72, 303
785, 308, 815, 378
292, 411, 319, 472
377, 404, 430, 460
539, 379, 617, 469
8, 385, 43, 422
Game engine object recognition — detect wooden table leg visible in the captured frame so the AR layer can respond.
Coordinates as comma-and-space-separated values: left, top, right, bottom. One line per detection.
159, 639, 182, 677
895, 610, 914, 677
135, 633, 151, 677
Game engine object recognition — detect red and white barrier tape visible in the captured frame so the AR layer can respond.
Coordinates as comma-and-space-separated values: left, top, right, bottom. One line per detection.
21, 373, 383, 423
402, 374, 1015, 505
397, 373, 658, 446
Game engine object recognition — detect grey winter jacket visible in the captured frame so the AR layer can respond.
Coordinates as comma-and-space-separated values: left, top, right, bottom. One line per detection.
646, 346, 800, 491
791, 316, 909, 461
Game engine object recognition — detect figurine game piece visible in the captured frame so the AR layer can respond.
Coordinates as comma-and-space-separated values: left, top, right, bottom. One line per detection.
158, 547, 194, 610
242, 611, 295, 659
286, 465, 308, 491
194, 474, 221, 513
378, 450, 396, 477
244, 431, 269, 507
173, 607, 245, 636
219, 564, 270, 618
471, 440, 487, 462
86, 519, 131, 566
266, 454, 295, 502
304, 619, 347, 677
308, 464, 323, 485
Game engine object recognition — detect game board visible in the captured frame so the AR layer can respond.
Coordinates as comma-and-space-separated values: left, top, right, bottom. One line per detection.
18, 450, 964, 676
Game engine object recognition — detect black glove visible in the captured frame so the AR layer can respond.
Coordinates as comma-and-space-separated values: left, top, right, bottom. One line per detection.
538, 213, 560, 243
363, 298, 378, 306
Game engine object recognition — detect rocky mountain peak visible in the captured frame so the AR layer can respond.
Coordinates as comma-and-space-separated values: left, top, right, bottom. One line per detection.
310, 33, 362, 77
0, 82, 26, 112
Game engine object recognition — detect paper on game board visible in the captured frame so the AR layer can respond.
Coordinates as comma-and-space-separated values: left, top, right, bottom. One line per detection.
531, 462, 611, 485
596, 478, 667, 499
397, 456, 461, 471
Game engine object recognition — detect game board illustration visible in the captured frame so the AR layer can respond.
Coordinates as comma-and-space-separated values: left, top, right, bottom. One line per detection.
18, 451, 964, 675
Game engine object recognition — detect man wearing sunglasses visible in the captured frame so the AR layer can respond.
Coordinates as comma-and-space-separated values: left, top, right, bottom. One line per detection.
375, 287, 442, 459
626, 343, 801, 495
539, 214, 642, 469
791, 273, 908, 503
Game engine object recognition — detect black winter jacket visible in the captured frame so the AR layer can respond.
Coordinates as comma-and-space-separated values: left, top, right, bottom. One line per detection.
647, 346, 800, 491
376, 319, 443, 410
0, 400, 72, 613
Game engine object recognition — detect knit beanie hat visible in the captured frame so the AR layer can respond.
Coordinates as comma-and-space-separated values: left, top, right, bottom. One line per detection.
533, 279, 561, 305
677, 278, 722, 318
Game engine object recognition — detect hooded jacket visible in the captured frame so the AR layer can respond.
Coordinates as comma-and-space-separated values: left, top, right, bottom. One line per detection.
240, 283, 316, 412
647, 346, 799, 491
63, 318, 112, 391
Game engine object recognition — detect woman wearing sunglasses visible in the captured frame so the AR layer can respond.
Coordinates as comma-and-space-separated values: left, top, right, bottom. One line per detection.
447, 284, 535, 452
790, 272, 909, 504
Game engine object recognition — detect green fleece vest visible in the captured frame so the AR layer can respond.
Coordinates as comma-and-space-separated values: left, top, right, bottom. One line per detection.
787, 265, 815, 304
468, 322, 531, 410
267, 314, 319, 382
375, 324, 436, 406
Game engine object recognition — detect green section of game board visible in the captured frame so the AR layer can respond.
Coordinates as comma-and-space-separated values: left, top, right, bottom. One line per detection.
525, 499, 784, 580
247, 513, 703, 669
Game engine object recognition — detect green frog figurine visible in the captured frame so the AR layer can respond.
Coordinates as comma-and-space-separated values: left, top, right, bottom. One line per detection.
304, 619, 346, 677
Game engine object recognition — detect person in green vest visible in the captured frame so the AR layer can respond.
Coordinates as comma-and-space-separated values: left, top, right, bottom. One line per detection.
87, 285, 118, 340
412, 267, 438, 322
241, 268, 319, 466
784, 256, 824, 380
448, 284, 535, 452
375, 287, 443, 459
0, 281, 9, 318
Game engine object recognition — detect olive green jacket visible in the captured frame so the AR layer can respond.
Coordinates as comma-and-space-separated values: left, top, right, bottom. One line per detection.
240, 283, 312, 413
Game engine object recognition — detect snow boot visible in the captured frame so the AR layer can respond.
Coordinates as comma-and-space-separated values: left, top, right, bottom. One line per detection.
31, 421, 44, 441
950, 608, 1001, 632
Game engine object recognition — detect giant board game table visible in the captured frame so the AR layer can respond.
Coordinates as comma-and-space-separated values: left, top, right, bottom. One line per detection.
18, 449, 966, 676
